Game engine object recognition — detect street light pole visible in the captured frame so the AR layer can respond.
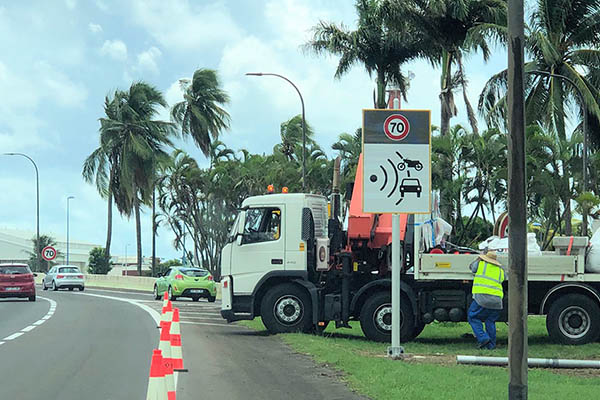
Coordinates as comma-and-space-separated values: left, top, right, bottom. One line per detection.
529, 70, 590, 235
3, 153, 40, 271
246, 72, 307, 190
67, 196, 75, 265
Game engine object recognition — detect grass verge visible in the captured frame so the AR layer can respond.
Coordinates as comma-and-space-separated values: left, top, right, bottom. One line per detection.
240, 318, 600, 399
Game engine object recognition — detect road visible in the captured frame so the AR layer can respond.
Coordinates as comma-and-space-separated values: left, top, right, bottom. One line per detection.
0, 286, 365, 400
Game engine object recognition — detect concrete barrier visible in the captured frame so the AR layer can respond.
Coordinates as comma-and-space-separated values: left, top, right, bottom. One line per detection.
35, 273, 222, 298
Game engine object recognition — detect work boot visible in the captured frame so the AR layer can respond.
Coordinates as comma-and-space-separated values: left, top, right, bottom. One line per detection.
478, 339, 491, 349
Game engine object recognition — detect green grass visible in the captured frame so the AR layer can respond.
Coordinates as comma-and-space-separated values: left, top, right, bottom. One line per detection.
240, 318, 600, 400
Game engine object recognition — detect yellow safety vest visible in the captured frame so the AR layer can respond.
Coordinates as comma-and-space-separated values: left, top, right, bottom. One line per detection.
472, 261, 505, 298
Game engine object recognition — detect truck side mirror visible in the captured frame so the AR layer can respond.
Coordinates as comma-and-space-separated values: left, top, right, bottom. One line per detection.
238, 211, 246, 236
236, 234, 243, 246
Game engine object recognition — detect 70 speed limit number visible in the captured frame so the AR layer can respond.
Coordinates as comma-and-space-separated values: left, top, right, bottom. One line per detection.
383, 114, 411, 141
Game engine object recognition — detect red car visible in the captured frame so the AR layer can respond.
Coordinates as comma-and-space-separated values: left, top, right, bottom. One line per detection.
0, 263, 36, 301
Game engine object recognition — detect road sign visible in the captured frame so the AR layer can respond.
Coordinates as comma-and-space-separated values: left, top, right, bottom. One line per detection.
42, 246, 57, 261
362, 109, 431, 214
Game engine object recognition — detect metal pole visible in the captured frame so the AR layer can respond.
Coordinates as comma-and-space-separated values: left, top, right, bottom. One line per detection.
67, 196, 74, 265
387, 213, 404, 359
3, 153, 40, 271
528, 70, 589, 235
246, 72, 307, 190
508, 1, 528, 398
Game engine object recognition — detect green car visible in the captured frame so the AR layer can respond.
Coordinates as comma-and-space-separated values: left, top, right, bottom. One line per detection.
154, 266, 217, 302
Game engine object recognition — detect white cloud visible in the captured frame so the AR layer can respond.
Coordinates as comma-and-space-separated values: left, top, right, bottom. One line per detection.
136, 46, 162, 75
100, 39, 128, 61
95, 0, 108, 12
65, 0, 77, 10
34, 61, 88, 108
129, 0, 242, 52
88, 23, 103, 34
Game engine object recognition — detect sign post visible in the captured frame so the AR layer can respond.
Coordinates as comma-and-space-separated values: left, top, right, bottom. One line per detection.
362, 109, 431, 359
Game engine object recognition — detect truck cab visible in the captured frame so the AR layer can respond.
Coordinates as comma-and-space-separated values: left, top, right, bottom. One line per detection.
220, 193, 328, 330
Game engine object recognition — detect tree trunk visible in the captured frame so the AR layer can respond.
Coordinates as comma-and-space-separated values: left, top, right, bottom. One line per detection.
439, 51, 456, 222
135, 196, 143, 275
105, 171, 113, 258
152, 186, 157, 277
457, 51, 479, 135
376, 69, 386, 109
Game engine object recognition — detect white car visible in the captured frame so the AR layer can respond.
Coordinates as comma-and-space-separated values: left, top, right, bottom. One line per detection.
42, 265, 85, 291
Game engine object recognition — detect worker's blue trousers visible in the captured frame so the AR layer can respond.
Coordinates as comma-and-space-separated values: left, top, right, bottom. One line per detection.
468, 301, 500, 349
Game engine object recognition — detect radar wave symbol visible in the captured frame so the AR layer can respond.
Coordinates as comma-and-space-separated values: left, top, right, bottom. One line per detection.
368, 152, 404, 206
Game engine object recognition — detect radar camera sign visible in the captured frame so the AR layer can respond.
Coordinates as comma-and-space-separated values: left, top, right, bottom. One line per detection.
362, 109, 431, 214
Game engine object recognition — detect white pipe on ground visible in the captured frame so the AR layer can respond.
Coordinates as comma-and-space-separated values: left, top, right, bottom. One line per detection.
457, 355, 600, 369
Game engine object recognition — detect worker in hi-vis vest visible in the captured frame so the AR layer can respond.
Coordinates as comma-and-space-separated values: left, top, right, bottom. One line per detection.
468, 251, 505, 349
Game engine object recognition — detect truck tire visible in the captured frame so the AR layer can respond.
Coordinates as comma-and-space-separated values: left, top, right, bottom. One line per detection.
359, 292, 415, 342
260, 283, 312, 334
546, 294, 600, 345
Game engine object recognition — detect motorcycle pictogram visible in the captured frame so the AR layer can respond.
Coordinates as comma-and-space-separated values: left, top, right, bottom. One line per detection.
396, 152, 423, 171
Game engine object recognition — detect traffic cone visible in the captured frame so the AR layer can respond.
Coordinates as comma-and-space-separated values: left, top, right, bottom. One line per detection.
146, 349, 167, 400
162, 291, 169, 308
159, 327, 176, 400
160, 301, 173, 331
170, 308, 185, 371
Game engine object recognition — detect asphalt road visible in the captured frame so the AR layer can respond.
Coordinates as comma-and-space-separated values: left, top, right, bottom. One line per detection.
0, 288, 156, 400
0, 286, 365, 400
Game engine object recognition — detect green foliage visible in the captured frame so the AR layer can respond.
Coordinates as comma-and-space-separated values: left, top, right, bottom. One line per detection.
454, 216, 493, 248
27, 235, 60, 272
155, 259, 182, 277
87, 247, 112, 275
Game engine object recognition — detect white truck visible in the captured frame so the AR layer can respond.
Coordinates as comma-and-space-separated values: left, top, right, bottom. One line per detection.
220, 158, 600, 345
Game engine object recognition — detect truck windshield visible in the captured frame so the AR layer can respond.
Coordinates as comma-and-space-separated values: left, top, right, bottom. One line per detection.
243, 207, 281, 244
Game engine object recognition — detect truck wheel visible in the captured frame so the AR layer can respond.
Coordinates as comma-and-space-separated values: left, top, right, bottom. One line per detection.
359, 292, 415, 342
546, 294, 600, 345
260, 283, 312, 334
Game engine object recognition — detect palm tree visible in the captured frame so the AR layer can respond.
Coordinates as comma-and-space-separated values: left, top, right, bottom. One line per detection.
99, 82, 175, 274
304, 0, 428, 108
332, 128, 362, 179
171, 69, 231, 157
402, 0, 507, 135
479, 0, 600, 234
83, 95, 124, 259
274, 115, 315, 161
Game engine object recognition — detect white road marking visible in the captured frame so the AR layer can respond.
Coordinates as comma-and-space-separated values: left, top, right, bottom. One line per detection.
3, 332, 24, 340
179, 315, 224, 320
0, 341, 4, 346
77, 292, 178, 386
180, 321, 245, 328
1, 297, 56, 345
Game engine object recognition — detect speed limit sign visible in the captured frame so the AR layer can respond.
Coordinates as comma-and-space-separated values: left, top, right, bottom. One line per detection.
383, 114, 410, 141
42, 246, 57, 261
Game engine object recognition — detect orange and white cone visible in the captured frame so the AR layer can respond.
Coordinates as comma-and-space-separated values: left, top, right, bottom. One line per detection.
159, 322, 176, 400
160, 301, 173, 331
162, 291, 169, 308
146, 349, 167, 400
170, 308, 185, 371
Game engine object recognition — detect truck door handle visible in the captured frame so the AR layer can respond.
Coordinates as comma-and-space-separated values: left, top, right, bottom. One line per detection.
271, 259, 283, 265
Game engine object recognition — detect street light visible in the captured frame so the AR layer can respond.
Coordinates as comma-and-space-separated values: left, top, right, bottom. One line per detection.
3, 153, 40, 271
246, 72, 307, 190
66, 196, 75, 265
528, 70, 590, 235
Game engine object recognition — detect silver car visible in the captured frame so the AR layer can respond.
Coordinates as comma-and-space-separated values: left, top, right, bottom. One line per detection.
42, 265, 85, 291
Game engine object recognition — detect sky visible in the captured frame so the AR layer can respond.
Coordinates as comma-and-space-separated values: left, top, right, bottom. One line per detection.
0, 0, 507, 262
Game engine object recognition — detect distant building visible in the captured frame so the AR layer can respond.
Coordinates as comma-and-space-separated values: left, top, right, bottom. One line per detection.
0, 228, 100, 270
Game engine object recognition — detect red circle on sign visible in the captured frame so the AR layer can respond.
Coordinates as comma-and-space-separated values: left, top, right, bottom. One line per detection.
42, 246, 57, 261
383, 114, 410, 140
